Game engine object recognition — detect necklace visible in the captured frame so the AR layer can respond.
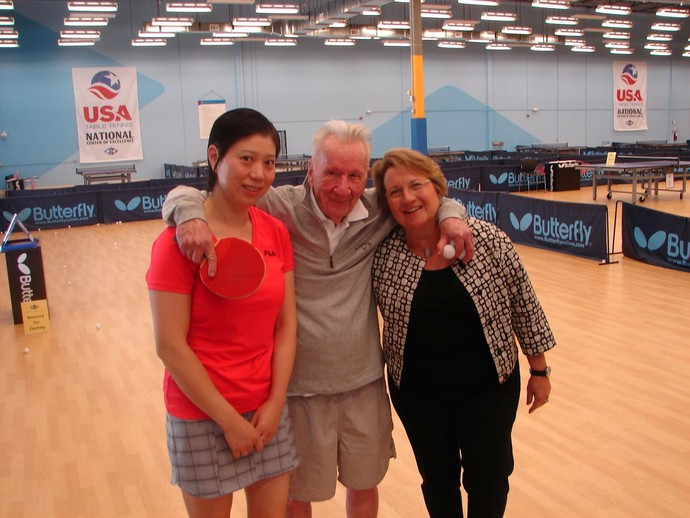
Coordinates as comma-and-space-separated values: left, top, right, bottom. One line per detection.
406, 239, 433, 259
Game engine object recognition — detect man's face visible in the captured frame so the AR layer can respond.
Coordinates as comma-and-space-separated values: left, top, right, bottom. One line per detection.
307, 136, 369, 225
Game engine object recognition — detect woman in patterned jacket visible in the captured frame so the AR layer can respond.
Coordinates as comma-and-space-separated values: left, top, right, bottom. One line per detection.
371, 148, 556, 518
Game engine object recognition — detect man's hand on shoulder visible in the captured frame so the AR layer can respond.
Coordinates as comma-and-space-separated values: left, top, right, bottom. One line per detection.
437, 218, 474, 263
176, 219, 217, 276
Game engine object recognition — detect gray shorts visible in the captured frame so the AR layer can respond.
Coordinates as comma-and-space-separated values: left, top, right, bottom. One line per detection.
166, 404, 300, 499
287, 377, 396, 501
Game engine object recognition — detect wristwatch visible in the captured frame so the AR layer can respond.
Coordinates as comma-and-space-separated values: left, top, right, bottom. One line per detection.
529, 366, 551, 377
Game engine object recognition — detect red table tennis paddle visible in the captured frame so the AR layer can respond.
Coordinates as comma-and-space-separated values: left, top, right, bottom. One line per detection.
200, 237, 266, 299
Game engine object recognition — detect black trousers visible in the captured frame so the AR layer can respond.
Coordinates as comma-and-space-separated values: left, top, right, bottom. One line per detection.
389, 367, 520, 518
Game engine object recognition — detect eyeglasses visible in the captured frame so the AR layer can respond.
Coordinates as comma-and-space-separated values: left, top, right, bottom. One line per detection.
385, 179, 432, 200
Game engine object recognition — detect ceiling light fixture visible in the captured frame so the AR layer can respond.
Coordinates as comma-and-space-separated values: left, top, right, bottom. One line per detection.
603, 31, 630, 39
233, 17, 272, 26
656, 7, 690, 19
361, 7, 381, 16
481, 12, 517, 22
67, 2, 118, 12
0, 38, 17, 47
0, 28, 17, 38
611, 48, 634, 54
324, 38, 355, 46
421, 6, 453, 19
60, 29, 101, 39
200, 37, 234, 45
649, 49, 672, 56
644, 42, 669, 50
131, 38, 168, 46
647, 33, 673, 42
651, 22, 681, 31
602, 19, 632, 29
502, 26, 532, 35
442, 20, 476, 31
58, 38, 98, 46
572, 45, 595, 52
265, 38, 296, 46
64, 16, 109, 26
256, 3, 299, 14
377, 20, 410, 30
0, 1, 13, 10
438, 40, 466, 48
383, 40, 411, 46
555, 28, 584, 36
166, 2, 213, 12
605, 41, 629, 48
530, 43, 556, 51
0, 15, 13, 25
545, 16, 578, 25
564, 39, 587, 46
487, 43, 512, 50
457, 0, 499, 5
151, 17, 193, 26
595, 4, 630, 16
532, 0, 570, 10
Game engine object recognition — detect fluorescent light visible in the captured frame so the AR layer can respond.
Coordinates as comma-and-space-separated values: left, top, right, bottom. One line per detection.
611, 48, 634, 54
644, 42, 668, 50
58, 38, 97, 46
442, 20, 476, 31
651, 22, 681, 32
603, 31, 630, 39
233, 17, 271, 26
421, 6, 452, 19
378, 20, 410, 30
256, 3, 299, 14
564, 39, 587, 46
481, 12, 517, 22
0, 38, 18, 47
166, 2, 213, 12
457, 0, 498, 5
324, 38, 355, 46
545, 16, 578, 25
68, 2, 118, 12
60, 29, 101, 38
656, 8, 690, 19
530, 43, 556, 51
200, 37, 234, 45
0, 15, 13, 25
596, 4, 630, 16
64, 16, 109, 26
487, 43, 512, 50
140, 23, 177, 36
532, 0, 570, 9
213, 28, 248, 37
647, 33, 673, 42
151, 17, 193, 26
131, 38, 168, 46
602, 19, 632, 29
383, 40, 411, 47
572, 45, 595, 52
438, 40, 466, 48
502, 26, 533, 35
0, 28, 17, 38
555, 28, 584, 36
650, 49, 672, 56
0, 1, 13, 10
605, 41, 629, 48
361, 7, 381, 16
265, 38, 296, 46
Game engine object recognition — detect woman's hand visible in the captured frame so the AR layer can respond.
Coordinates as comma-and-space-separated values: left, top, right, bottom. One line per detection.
223, 415, 264, 458
250, 398, 283, 445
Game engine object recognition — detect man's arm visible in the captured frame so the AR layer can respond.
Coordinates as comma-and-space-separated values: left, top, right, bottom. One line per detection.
161, 185, 209, 226
161, 186, 216, 274
437, 197, 474, 262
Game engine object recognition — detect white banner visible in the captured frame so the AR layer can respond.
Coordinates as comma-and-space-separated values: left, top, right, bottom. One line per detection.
198, 99, 226, 139
72, 67, 143, 163
613, 62, 648, 132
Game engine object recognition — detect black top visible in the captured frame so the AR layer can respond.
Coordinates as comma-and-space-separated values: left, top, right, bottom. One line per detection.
401, 266, 498, 401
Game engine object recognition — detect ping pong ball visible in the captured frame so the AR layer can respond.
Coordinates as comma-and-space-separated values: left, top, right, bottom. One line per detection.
23, 347, 30, 354
442, 244, 456, 259
96, 323, 101, 330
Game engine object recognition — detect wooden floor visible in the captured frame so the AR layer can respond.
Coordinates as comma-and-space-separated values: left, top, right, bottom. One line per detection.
1, 185, 689, 518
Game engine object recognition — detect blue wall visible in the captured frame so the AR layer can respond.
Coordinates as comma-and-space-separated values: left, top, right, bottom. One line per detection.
1, 3, 689, 187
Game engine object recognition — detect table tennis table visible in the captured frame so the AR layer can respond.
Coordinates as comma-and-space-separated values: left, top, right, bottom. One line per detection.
575, 158, 690, 204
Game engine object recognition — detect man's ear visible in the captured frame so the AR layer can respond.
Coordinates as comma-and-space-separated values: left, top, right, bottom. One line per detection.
306, 159, 315, 187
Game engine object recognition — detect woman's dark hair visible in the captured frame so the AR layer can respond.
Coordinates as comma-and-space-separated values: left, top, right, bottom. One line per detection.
206, 108, 281, 190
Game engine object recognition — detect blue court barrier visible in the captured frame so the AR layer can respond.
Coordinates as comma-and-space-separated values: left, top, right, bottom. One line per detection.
622, 202, 690, 272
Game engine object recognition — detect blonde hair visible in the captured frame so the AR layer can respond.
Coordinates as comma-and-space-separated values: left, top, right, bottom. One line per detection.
371, 148, 447, 213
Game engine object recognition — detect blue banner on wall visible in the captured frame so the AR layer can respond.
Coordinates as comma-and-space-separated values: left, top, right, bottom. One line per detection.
442, 166, 481, 191
100, 187, 170, 223
447, 188, 499, 223
496, 193, 608, 261
480, 165, 526, 192
0, 192, 100, 231
622, 202, 690, 272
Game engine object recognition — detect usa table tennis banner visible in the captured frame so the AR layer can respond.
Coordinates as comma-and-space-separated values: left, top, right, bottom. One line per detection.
497, 194, 608, 262
622, 203, 690, 272
613, 62, 648, 132
72, 67, 143, 163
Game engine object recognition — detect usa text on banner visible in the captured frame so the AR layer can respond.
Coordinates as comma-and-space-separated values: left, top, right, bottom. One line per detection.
72, 67, 143, 163
613, 62, 648, 132
496, 193, 608, 262
622, 202, 690, 272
